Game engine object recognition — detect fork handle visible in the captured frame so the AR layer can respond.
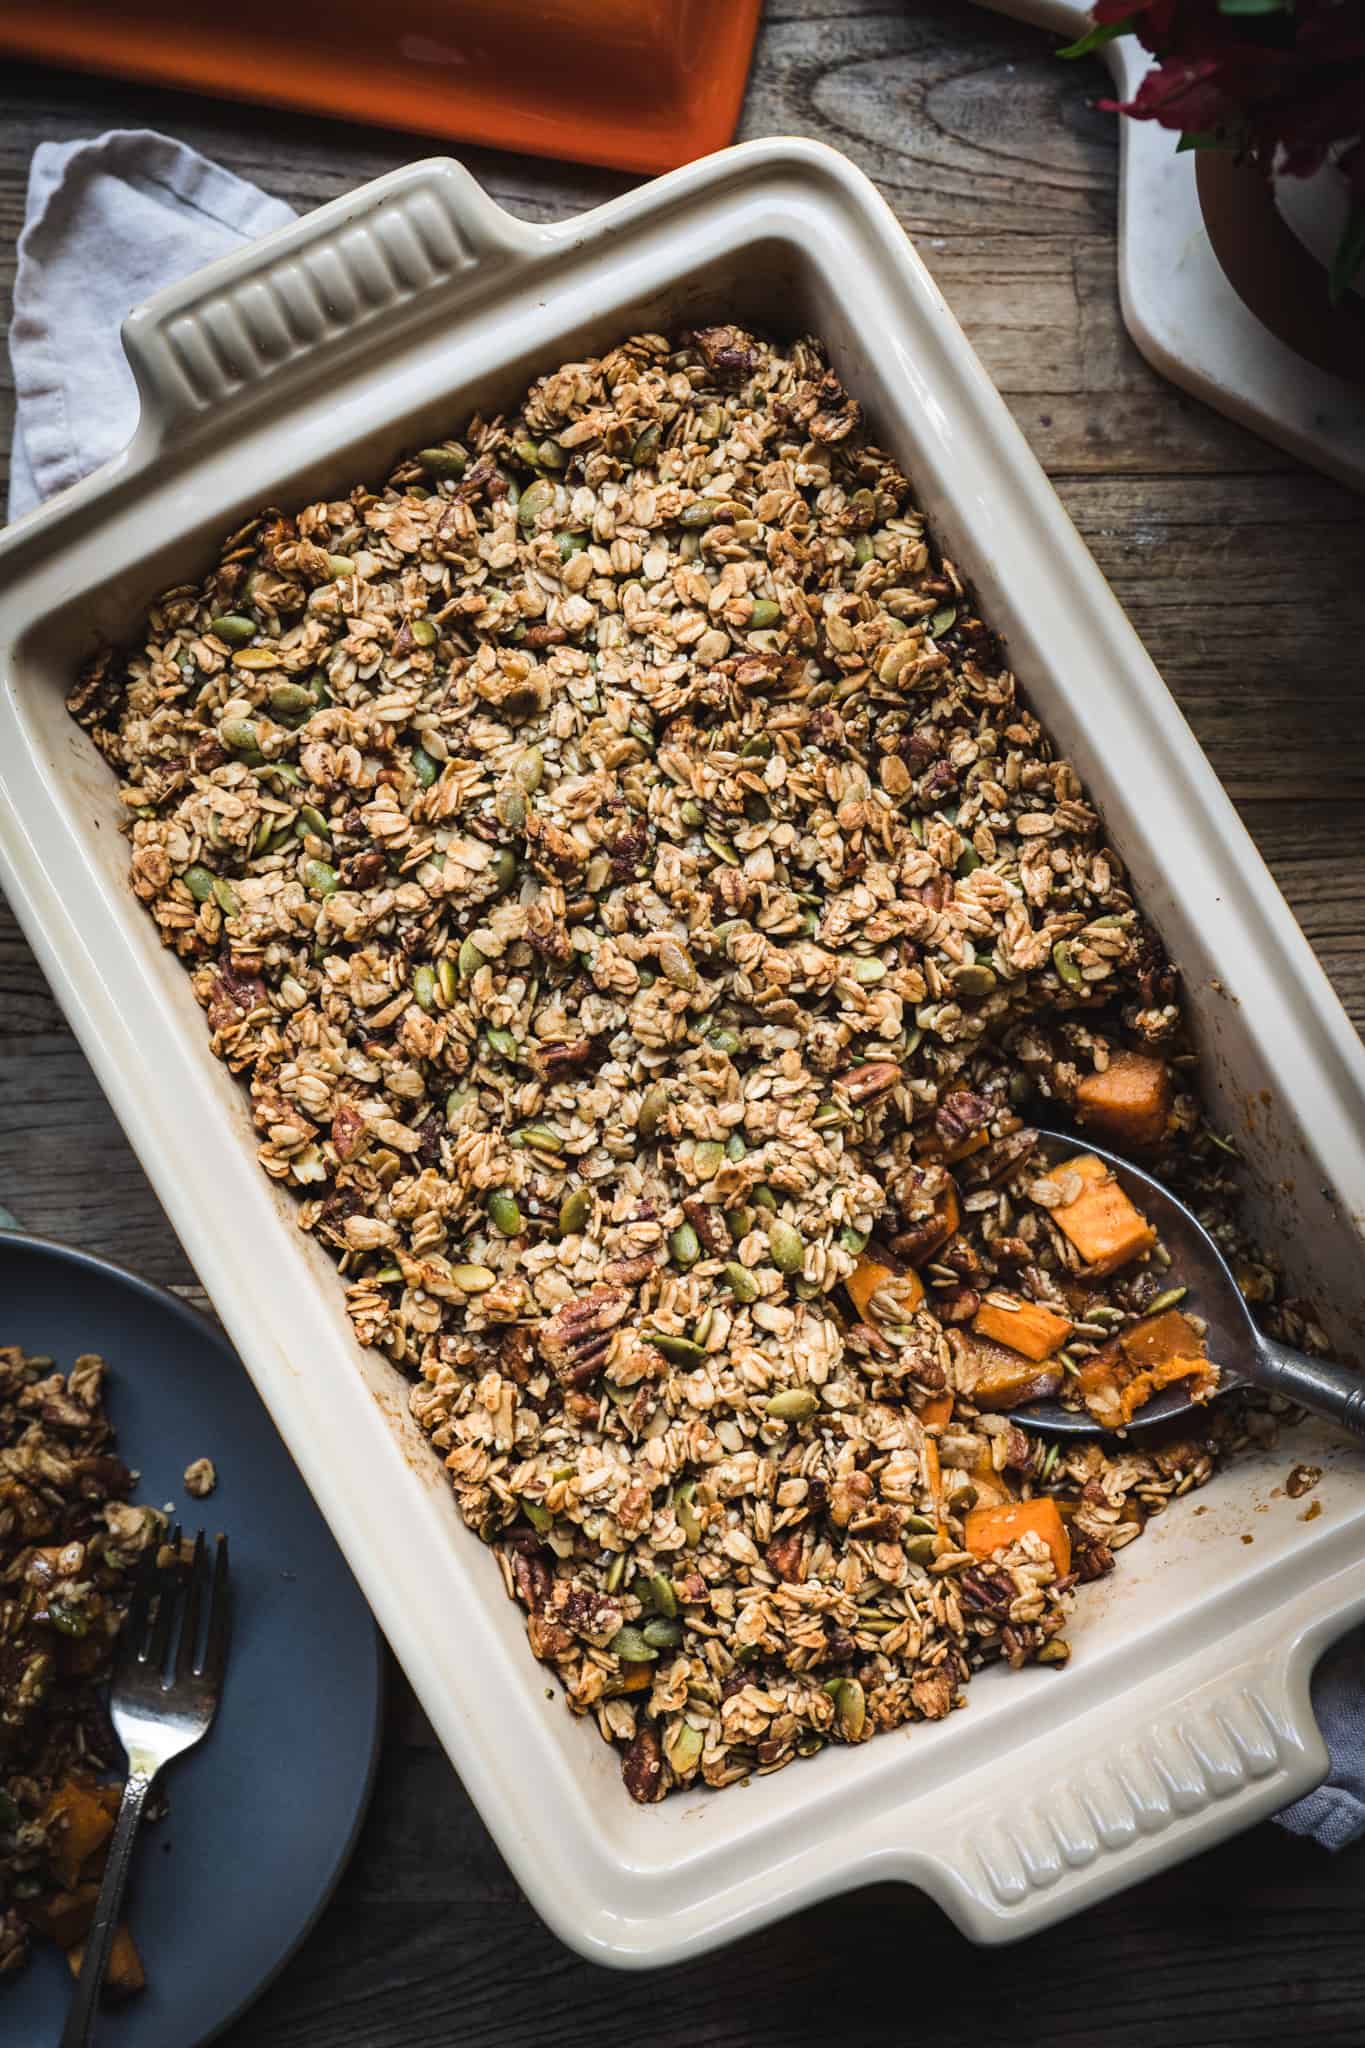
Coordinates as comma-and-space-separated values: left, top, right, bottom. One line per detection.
60, 1758, 157, 2048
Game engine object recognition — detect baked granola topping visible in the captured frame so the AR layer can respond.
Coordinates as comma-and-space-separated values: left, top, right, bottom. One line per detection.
72, 326, 1303, 1803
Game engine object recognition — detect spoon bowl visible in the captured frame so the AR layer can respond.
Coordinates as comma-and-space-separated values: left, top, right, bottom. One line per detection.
1008, 1127, 1365, 1441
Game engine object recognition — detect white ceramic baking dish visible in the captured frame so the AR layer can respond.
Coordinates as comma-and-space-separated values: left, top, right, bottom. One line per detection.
2, 140, 1364, 1964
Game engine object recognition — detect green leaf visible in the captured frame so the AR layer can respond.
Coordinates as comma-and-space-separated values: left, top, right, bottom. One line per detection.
1176, 129, 1237, 153
1217, 0, 1289, 12
1058, 13, 1137, 57
1329, 202, 1365, 308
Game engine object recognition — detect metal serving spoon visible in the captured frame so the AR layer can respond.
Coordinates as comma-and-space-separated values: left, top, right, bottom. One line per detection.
1008, 1127, 1365, 1441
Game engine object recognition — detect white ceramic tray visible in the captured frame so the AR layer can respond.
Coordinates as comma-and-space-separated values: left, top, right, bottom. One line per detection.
1, 142, 1364, 1963
979, 0, 1365, 493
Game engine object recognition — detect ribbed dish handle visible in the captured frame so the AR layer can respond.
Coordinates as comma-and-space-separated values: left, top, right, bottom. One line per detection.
898, 1624, 1328, 1942
120, 159, 546, 458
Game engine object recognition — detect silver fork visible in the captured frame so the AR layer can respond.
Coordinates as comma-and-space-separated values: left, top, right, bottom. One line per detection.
61, 1527, 230, 2048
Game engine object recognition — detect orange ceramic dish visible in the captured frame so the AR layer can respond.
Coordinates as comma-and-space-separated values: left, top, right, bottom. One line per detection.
0, 0, 762, 176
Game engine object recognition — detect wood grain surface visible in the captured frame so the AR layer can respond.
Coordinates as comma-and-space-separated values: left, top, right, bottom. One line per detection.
2, 3, 1364, 2040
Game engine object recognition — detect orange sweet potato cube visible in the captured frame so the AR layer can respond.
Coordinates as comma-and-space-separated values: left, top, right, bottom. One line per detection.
846, 1255, 924, 1324
1075, 1050, 1173, 1149
972, 1294, 1073, 1362
1045, 1154, 1156, 1276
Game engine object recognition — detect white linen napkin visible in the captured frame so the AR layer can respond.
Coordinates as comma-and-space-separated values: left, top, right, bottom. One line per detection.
6, 129, 294, 521
5, 125, 1361, 1851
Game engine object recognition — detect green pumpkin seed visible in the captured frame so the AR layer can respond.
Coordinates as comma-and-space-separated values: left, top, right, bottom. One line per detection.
725, 1132, 747, 1161
266, 682, 312, 718
491, 849, 519, 891
412, 964, 436, 1011
768, 1221, 805, 1274
558, 1186, 592, 1236
538, 438, 567, 471
847, 955, 886, 984
953, 963, 998, 995
679, 799, 705, 829
836, 1677, 867, 1739
437, 955, 457, 1005
418, 445, 468, 479
219, 716, 261, 752
303, 859, 338, 898
211, 875, 240, 916
522, 1500, 552, 1533
515, 1123, 564, 1153
1143, 1287, 1189, 1316
209, 613, 256, 645
648, 1572, 678, 1619
748, 599, 781, 631
410, 617, 438, 648
811, 1102, 846, 1131
903, 1512, 937, 1536
518, 478, 556, 527
679, 501, 714, 529
751, 1185, 778, 1213
854, 533, 876, 565
664, 1722, 705, 1774
739, 734, 774, 762
298, 803, 331, 840
458, 936, 487, 979
411, 746, 440, 788
658, 938, 697, 990
484, 1026, 519, 1062
498, 789, 527, 831
488, 1190, 523, 1236
514, 746, 544, 792
1035, 1639, 1071, 1667
450, 1263, 497, 1293
643, 1617, 682, 1650
638, 1083, 669, 1138
953, 1483, 979, 1511
708, 1027, 742, 1056
1052, 939, 1083, 989
669, 1222, 701, 1269
646, 1331, 707, 1367
928, 604, 957, 637
557, 531, 589, 559
183, 864, 216, 903
703, 830, 739, 867
693, 1141, 724, 1182
956, 845, 982, 878
609, 1626, 657, 1665
446, 1088, 475, 1125
513, 435, 541, 468
674, 1481, 703, 1547
726, 1206, 755, 1243
765, 1388, 819, 1422
230, 648, 280, 677
839, 1225, 870, 1255
605, 1552, 627, 1594
905, 1534, 938, 1566
327, 556, 355, 580
725, 1262, 759, 1304
631, 423, 661, 463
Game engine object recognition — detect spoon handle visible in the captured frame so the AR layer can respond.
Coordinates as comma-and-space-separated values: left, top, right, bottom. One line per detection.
1252, 1334, 1365, 1438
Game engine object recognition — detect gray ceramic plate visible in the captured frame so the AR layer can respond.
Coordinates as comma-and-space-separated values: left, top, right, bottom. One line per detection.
1, 1231, 384, 2046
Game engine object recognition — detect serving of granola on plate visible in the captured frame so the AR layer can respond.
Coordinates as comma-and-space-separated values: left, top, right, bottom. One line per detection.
71, 324, 1316, 1803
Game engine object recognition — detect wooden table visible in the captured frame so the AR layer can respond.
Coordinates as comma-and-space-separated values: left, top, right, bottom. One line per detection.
3, 5, 1365, 2039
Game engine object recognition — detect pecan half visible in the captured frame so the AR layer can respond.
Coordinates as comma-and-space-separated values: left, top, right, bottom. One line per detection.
621, 1721, 667, 1804
682, 1198, 730, 1257
956, 1128, 1038, 1191
934, 1090, 993, 1149
841, 1060, 902, 1107
538, 1288, 629, 1389
764, 1531, 804, 1582
330, 1101, 367, 1162
529, 1038, 594, 1082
